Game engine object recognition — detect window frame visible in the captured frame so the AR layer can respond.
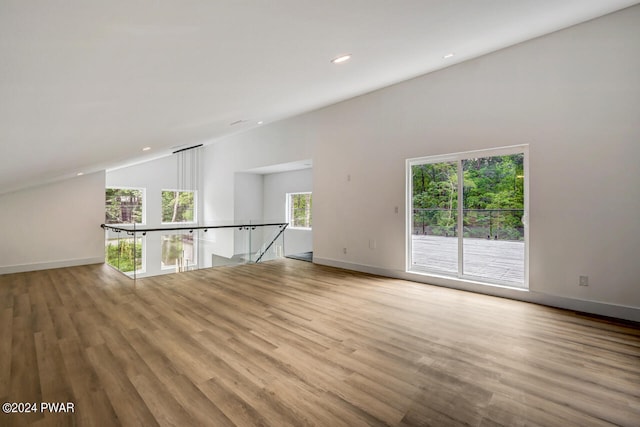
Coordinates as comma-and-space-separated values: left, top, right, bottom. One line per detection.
104, 234, 146, 276
161, 189, 197, 225
105, 186, 146, 225
160, 232, 197, 271
406, 145, 529, 289
286, 192, 313, 230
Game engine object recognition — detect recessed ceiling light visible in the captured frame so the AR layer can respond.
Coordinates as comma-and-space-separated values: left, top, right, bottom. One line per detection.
331, 54, 352, 64
142, 146, 151, 151
257, 121, 264, 125
76, 172, 84, 176
443, 53, 455, 59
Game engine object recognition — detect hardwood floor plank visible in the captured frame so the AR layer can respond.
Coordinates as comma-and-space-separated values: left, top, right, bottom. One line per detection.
123, 327, 236, 427
57, 337, 119, 426
261, 378, 357, 427
129, 373, 198, 427
7, 314, 42, 426
484, 391, 616, 427
0, 260, 638, 426
273, 343, 405, 425
197, 378, 272, 427
0, 307, 13, 398
85, 344, 159, 427
33, 331, 73, 401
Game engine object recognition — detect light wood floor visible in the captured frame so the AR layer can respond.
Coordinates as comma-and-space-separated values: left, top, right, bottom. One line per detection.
1, 260, 639, 427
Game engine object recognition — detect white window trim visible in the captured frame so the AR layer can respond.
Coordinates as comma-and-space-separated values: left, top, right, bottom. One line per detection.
160, 233, 198, 271
286, 192, 312, 230
406, 144, 529, 289
160, 189, 198, 225
105, 234, 146, 276
106, 186, 147, 226
134, 235, 147, 276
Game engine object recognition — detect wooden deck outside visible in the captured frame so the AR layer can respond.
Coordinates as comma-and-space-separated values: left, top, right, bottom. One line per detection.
411, 235, 525, 287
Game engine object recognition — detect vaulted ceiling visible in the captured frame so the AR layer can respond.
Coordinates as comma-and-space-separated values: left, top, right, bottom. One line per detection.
1, 0, 638, 194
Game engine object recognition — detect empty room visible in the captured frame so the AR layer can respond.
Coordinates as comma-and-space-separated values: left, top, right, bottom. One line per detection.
1, 1, 639, 426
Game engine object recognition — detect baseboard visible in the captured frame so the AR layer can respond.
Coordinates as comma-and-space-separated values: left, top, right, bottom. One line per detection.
313, 257, 640, 323
0, 257, 105, 275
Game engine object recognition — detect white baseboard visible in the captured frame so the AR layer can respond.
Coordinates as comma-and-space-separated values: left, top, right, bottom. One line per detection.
313, 257, 640, 323
0, 257, 105, 275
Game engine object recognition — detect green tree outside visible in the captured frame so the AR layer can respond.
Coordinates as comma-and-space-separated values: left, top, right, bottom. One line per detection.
162, 191, 195, 223
290, 193, 312, 228
105, 188, 143, 224
412, 154, 524, 240
106, 238, 142, 272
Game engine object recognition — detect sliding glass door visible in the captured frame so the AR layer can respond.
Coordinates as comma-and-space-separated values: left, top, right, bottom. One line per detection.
410, 161, 459, 274
408, 146, 527, 288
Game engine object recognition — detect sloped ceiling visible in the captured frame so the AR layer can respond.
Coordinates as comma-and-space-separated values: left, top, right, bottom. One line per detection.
1, 0, 638, 194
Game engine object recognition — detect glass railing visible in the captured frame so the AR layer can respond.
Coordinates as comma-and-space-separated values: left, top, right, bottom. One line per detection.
102, 221, 288, 279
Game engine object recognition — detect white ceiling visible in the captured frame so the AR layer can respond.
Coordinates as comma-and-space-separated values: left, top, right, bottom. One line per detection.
1, 0, 638, 194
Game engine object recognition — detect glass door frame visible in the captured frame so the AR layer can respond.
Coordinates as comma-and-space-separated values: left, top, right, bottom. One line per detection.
406, 145, 529, 289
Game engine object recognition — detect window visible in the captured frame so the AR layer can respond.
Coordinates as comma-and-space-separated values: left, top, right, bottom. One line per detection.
105, 187, 145, 275
105, 236, 144, 274
105, 188, 144, 224
286, 192, 312, 229
162, 190, 196, 223
408, 146, 527, 288
161, 234, 195, 270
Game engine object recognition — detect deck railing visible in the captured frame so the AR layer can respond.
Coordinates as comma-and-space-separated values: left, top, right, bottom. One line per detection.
102, 221, 287, 279
412, 208, 524, 241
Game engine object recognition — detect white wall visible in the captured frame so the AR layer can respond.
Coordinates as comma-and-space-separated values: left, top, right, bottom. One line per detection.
234, 173, 264, 222
0, 171, 105, 274
233, 169, 313, 257
200, 117, 315, 258
263, 169, 313, 255
204, 6, 640, 320
234, 172, 264, 256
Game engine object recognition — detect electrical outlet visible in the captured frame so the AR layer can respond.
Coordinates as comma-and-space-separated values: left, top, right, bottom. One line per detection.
343, 247, 347, 255
369, 239, 376, 249
579, 275, 589, 286
394, 206, 399, 214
